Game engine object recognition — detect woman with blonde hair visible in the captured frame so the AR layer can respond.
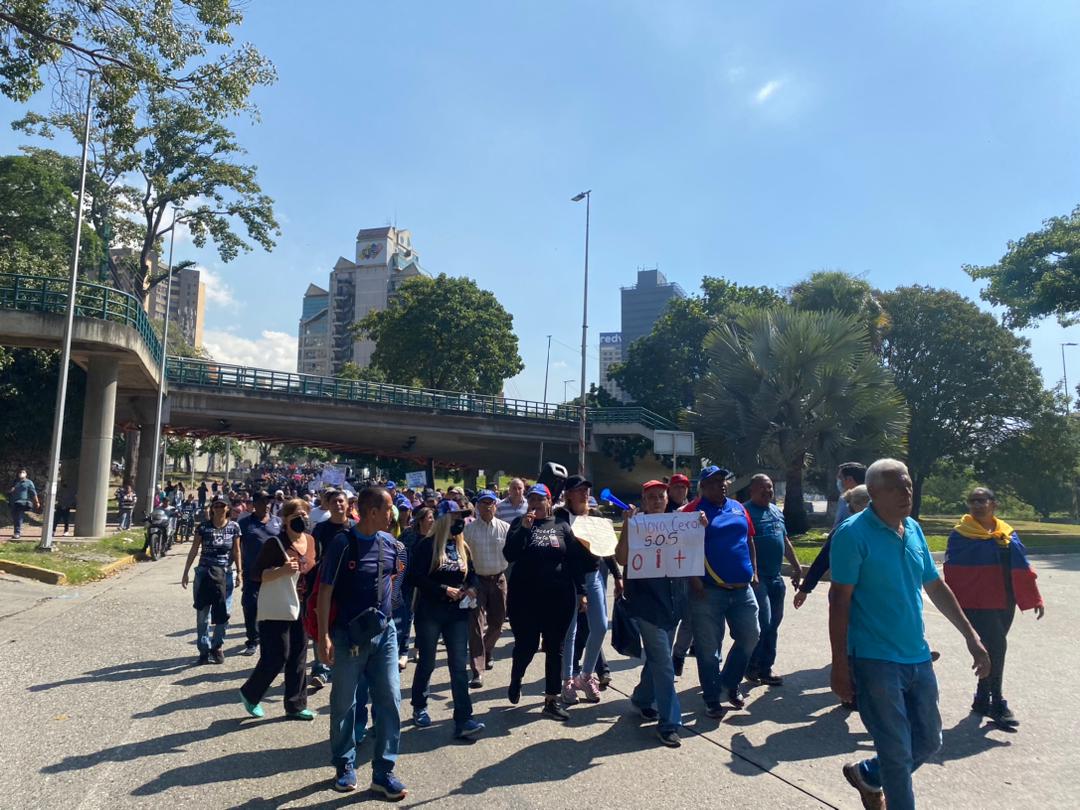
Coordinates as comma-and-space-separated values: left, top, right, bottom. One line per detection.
404, 505, 484, 738
239, 497, 316, 719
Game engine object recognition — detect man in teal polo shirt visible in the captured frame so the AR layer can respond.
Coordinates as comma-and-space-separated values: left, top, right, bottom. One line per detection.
829, 458, 990, 810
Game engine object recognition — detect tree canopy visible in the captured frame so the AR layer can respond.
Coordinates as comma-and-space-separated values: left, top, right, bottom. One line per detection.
689, 307, 908, 533
879, 286, 1048, 516
352, 273, 524, 395
965, 205, 1080, 328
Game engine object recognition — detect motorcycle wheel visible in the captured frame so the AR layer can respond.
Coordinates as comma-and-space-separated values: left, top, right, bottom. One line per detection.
148, 530, 163, 561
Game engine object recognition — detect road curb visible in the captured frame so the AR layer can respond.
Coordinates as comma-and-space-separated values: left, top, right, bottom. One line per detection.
99, 554, 139, 577
0, 558, 67, 585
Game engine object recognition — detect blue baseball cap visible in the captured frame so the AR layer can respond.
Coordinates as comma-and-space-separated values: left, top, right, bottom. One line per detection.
699, 465, 734, 482
476, 490, 498, 502
395, 496, 411, 510
527, 484, 551, 499
437, 499, 460, 515
386, 481, 397, 490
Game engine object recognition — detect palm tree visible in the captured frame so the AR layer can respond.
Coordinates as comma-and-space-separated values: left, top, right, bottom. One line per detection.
687, 307, 909, 533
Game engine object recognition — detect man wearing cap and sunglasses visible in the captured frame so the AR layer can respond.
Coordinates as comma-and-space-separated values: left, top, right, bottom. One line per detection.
464, 490, 511, 687
682, 466, 760, 716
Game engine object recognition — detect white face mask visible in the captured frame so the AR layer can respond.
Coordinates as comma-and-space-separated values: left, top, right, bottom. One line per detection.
18, 472, 26, 480
836, 478, 844, 494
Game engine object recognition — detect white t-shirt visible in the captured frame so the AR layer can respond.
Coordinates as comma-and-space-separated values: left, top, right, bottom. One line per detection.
309, 506, 331, 524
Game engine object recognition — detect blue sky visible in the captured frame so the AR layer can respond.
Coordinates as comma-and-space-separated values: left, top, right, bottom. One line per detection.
5, 1, 1080, 401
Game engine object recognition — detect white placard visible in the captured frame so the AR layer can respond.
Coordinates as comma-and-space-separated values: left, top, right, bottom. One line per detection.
626, 512, 705, 579
571, 515, 618, 557
405, 470, 428, 489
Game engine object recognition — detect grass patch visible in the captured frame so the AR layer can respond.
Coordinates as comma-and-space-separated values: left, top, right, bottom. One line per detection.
0, 529, 143, 585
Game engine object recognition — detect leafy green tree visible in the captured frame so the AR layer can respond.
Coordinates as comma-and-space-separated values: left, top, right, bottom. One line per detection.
0, 347, 85, 470
197, 436, 227, 472
352, 273, 524, 395
879, 286, 1048, 517
965, 206, 1080, 327
610, 277, 783, 419
789, 270, 889, 350
279, 445, 332, 465
337, 361, 386, 383
689, 307, 908, 533
0, 1, 274, 116
165, 436, 195, 474
977, 410, 1080, 520
0, 153, 101, 274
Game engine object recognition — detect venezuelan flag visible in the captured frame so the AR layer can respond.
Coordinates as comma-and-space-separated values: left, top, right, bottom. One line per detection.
943, 515, 1043, 611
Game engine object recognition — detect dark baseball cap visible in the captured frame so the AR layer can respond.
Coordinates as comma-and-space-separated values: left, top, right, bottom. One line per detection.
564, 475, 592, 490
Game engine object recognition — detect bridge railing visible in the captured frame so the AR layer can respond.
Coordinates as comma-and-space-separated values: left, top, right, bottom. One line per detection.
0, 272, 163, 362
166, 357, 677, 428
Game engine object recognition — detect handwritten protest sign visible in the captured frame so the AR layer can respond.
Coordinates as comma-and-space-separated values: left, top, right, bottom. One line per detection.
405, 471, 428, 489
571, 515, 618, 557
626, 512, 705, 579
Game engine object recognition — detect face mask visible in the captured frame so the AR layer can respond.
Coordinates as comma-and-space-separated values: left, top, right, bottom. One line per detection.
836, 479, 844, 494
450, 519, 465, 536
18, 472, 26, 479
289, 515, 308, 534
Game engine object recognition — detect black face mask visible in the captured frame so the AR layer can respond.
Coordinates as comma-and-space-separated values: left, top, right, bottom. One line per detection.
289, 516, 308, 534
450, 519, 466, 536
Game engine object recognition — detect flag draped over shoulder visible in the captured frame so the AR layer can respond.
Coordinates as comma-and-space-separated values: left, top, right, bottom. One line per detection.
943, 515, 1043, 611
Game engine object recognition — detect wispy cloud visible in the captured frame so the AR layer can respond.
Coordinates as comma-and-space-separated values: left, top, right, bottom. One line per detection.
197, 266, 235, 308
754, 79, 784, 104
202, 329, 297, 372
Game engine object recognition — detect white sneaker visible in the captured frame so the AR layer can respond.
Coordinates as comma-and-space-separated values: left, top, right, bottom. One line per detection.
398, 655, 408, 671
64, 530, 73, 537
560, 678, 579, 705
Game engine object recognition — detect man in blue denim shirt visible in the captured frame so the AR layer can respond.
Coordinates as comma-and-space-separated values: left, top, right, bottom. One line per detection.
830, 458, 990, 810
317, 486, 406, 802
744, 474, 803, 687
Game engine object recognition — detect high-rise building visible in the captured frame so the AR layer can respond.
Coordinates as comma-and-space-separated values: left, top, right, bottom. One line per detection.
598, 332, 625, 401
110, 248, 205, 349
620, 268, 685, 355
297, 283, 330, 376
328, 226, 424, 372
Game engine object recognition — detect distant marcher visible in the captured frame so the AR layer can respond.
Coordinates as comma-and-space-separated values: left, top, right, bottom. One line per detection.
238, 491, 283, 656
240, 498, 316, 720
833, 462, 867, 528
463, 490, 510, 688
9, 468, 39, 539
794, 485, 870, 609
181, 495, 243, 665
117, 484, 138, 531
396, 507, 435, 668
53, 479, 76, 537
830, 459, 990, 810
944, 487, 1045, 728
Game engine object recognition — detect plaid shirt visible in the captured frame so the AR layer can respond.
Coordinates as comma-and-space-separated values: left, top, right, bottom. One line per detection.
463, 516, 510, 576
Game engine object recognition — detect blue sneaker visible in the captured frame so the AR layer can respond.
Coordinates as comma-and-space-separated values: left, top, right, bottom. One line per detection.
239, 691, 264, 719
454, 719, 486, 739
412, 708, 431, 728
333, 764, 357, 793
370, 771, 408, 801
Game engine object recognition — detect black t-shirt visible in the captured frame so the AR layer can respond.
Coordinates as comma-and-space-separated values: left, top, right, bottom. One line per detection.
408, 536, 478, 607
504, 515, 588, 595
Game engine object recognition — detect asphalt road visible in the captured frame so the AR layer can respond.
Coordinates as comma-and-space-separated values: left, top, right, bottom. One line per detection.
1, 549, 1077, 809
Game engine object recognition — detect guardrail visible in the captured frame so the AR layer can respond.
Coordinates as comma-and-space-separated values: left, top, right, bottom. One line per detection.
167, 357, 677, 428
0, 272, 163, 362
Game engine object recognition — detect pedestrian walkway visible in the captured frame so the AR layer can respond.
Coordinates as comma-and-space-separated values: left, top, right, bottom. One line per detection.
0, 552, 1076, 808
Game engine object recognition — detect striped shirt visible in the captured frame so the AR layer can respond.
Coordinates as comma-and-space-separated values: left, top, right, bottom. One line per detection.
495, 497, 527, 525
464, 516, 510, 576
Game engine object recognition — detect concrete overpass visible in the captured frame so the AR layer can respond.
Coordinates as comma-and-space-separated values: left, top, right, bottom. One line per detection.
1, 272, 677, 534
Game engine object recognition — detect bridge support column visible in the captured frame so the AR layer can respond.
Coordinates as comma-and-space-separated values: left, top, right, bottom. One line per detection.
75, 356, 119, 538
134, 421, 157, 519
464, 469, 479, 494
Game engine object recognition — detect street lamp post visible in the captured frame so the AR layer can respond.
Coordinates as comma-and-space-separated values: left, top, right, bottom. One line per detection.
571, 190, 591, 476
563, 379, 576, 404
537, 334, 552, 474
1062, 342, 1078, 414
39, 70, 95, 551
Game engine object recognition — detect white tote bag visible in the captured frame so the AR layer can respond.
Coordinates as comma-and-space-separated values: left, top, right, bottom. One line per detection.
256, 538, 301, 622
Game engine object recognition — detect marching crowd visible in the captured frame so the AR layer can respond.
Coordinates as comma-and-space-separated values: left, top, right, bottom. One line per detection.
174, 460, 1046, 809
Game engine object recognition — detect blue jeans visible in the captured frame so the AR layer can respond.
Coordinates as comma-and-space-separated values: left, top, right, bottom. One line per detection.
689, 585, 759, 705
631, 619, 681, 733
194, 567, 234, 654
853, 658, 942, 810
118, 508, 133, 530
563, 569, 607, 679
329, 624, 400, 778
11, 503, 28, 536
394, 581, 413, 655
411, 603, 473, 726
749, 575, 786, 673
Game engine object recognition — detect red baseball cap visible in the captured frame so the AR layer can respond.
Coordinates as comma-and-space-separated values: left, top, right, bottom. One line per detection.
669, 474, 690, 487
642, 480, 668, 492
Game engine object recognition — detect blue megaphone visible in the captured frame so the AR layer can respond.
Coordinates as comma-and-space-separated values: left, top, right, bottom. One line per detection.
599, 488, 629, 511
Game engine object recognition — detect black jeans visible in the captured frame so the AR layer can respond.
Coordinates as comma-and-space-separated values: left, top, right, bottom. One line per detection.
241, 581, 260, 647
240, 618, 308, 712
965, 605, 1015, 697
509, 585, 575, 697
54, 508, 71, 534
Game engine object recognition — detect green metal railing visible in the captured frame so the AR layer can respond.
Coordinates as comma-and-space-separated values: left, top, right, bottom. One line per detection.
0, 272, 163, 362
166, 357, 677, 428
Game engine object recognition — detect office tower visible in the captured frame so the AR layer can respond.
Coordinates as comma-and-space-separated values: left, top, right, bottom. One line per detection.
111, 248, 205, 349
297, 283, 330, 375
598, 332, 625, 401
619, 268, 685, 356
328, 226, 424, 373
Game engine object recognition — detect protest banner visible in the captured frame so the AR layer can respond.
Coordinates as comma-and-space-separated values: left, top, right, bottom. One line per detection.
405, 470, 428, 489
625, 512, 705, 579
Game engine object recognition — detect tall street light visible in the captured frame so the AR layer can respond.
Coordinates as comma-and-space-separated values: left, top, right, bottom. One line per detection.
571, 190, 591, 475
563, 379, 576, 403
537, 334, 552, 474
39, 70, 95, 551
1062, 342, 1078, 414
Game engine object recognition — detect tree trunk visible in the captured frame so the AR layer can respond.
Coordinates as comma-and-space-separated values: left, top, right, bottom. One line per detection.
123, 428, 139, 487
911, 471, 925, 520
783, 453, 809, 535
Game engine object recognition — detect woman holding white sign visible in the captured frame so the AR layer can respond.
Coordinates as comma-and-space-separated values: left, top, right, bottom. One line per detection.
616, 480, 708, 747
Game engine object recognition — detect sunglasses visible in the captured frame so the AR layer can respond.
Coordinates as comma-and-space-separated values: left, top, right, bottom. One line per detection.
967, 497, 991, 504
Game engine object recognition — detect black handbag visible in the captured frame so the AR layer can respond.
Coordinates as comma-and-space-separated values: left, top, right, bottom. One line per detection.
610, 596, 642, 658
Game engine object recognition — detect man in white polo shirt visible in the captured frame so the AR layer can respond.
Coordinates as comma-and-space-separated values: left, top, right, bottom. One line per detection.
464, 490, 511, 688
